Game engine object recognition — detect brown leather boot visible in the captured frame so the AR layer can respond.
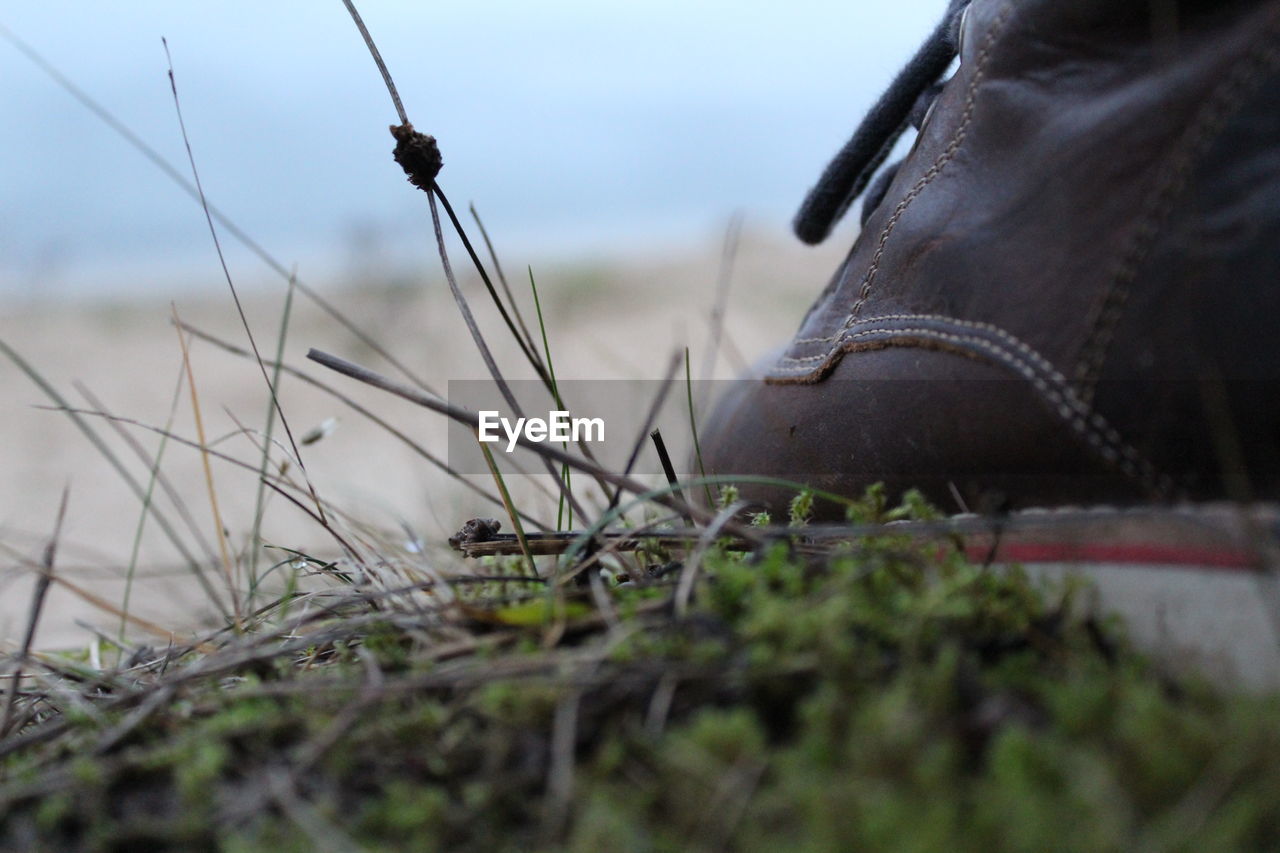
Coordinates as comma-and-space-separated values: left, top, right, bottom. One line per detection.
701, 0, 1280, 516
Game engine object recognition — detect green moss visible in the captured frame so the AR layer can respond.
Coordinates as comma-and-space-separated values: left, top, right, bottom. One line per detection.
33, 791, 75, 833
175, 739, 229, 804
69, 756, 105, 788
363, 621, 417, 671
4, 489, 1280, 851
357, 779, 450, 839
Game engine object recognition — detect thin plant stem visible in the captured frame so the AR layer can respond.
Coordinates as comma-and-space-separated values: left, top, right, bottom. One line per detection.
471, 203, 539, 356
529, 268, 572, 530
118, 364, 186, 645
334, 3, 621, 522
339, 0, 407, 124
74, 380, 218, 571
685, 347, 713, 508
600, 352, 682, 523
170, 306, 243, 629
163, 40, 327, 533
479, 438, 537, 577
425, 188, 592, 525
700, 211, 743, 381
249, 270, 299, 594
0, 487, 67, 738
431, 188, 550, 386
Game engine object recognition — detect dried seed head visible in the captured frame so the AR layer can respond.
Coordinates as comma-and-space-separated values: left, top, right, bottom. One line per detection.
390, 122, 443, 192
448, 517, 502, 548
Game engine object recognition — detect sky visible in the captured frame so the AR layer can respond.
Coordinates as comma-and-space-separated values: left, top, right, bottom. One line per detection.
0, 2, 940, 299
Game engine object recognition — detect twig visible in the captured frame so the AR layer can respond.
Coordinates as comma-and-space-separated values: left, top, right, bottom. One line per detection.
432, 189, 552, 387
644, 673, 680, 738
91, 685, 176, 757
267, 768, 361, 853
528, 267, 574, 530
221, 406, 375, 569
75, 377, 212, 645
259, 479, 368, 572
650, 429, 689, 519
28, 404, 397, 617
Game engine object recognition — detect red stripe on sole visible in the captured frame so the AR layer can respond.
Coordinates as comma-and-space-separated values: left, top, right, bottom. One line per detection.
965, 541, 1260, 570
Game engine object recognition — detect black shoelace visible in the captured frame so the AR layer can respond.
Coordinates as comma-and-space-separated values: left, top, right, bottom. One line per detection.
793, 0, 973, 245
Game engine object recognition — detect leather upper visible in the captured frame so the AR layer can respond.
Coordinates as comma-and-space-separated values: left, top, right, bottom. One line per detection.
758, 0, 1280, 501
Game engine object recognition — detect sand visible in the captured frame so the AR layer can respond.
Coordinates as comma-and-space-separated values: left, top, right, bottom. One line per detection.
0, 232, 848, 648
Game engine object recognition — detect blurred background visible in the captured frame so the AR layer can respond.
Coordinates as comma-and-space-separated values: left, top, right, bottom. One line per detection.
1, 1, 938, 299
0, 1, 939, 646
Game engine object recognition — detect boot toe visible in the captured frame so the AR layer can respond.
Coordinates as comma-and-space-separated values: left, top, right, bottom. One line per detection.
699, 346, 1148, 518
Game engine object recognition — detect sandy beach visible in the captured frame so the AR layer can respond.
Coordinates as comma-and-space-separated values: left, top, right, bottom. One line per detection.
1, 232, 847, 648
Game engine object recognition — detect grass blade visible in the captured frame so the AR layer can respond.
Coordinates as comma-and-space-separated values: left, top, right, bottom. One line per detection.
685, 347, 713, 507
471, 203, 539, 357
478, 438, 536, 577
162, 41, 327, 536
170, 306, 243, 628
249, 270, 299, 594
0, 487, 67, 737
528, 267, 573, 530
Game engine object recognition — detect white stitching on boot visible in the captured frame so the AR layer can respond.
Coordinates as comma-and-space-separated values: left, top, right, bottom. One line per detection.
772, 312, 1172, 495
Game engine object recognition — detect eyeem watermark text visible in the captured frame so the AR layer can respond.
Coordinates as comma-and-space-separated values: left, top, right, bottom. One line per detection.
477, 410, 605, 452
